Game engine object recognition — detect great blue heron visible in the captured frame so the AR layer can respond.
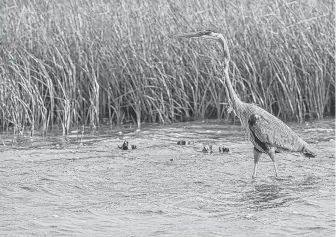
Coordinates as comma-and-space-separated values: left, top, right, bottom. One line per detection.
175, 30, 316, 178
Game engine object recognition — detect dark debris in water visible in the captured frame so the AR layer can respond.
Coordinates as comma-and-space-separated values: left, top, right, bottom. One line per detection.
118, 139, 137, 150
202, 145, 213, 153
195, 144, 232, 154
219, 146, 230, 153
177, 140, 193, 145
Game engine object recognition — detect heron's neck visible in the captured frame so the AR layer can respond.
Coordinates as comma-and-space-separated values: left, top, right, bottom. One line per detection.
218, 35, 241, 110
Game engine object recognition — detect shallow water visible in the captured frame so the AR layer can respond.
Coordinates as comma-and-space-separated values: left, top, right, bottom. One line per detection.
0, 119, 335, 236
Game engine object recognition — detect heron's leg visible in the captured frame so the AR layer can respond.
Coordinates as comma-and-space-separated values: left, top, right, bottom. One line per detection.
252, 148, 262, 179
268, 150, 278, 177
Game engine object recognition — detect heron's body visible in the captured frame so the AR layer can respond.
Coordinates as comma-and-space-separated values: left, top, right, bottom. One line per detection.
175, 30, 316, 178
236, 102, 311, 153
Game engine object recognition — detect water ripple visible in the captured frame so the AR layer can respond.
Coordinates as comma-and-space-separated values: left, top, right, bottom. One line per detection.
0, 119, 334, 236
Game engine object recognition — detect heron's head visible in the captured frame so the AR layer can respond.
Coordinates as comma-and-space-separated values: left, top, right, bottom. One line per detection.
174, 29, 222, 41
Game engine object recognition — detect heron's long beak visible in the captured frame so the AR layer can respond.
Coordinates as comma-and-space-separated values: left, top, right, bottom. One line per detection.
174, 31, 205, 38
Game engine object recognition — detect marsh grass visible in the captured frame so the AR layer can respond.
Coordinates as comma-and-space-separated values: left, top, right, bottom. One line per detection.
0, 0, 334, 136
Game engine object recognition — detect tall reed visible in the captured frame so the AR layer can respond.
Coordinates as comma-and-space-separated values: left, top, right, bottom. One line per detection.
0, 0, 334, 134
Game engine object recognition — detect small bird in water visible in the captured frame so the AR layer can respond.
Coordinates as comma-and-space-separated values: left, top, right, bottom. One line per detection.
175, 30, 316, 178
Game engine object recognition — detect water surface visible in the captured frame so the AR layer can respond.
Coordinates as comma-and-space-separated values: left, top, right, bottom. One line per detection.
0, 119, 335, 236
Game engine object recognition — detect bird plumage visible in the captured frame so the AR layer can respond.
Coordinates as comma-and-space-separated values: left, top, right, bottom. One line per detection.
247, 107, 316, 157
175, 29, 316, 178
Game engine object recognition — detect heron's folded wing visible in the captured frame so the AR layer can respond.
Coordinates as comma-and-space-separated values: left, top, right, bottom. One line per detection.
251, 114, 298, 150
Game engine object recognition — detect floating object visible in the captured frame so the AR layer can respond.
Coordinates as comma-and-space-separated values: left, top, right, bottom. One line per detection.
118, 140, 137, 150
219, 146, 230, 153
202, 145, 213, 153
177, 140, 192, 145
177, 140, 186, 145
118, 140, 129, 150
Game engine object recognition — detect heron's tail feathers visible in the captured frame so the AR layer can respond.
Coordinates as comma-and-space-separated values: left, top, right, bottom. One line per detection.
302, 144, 317, 158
